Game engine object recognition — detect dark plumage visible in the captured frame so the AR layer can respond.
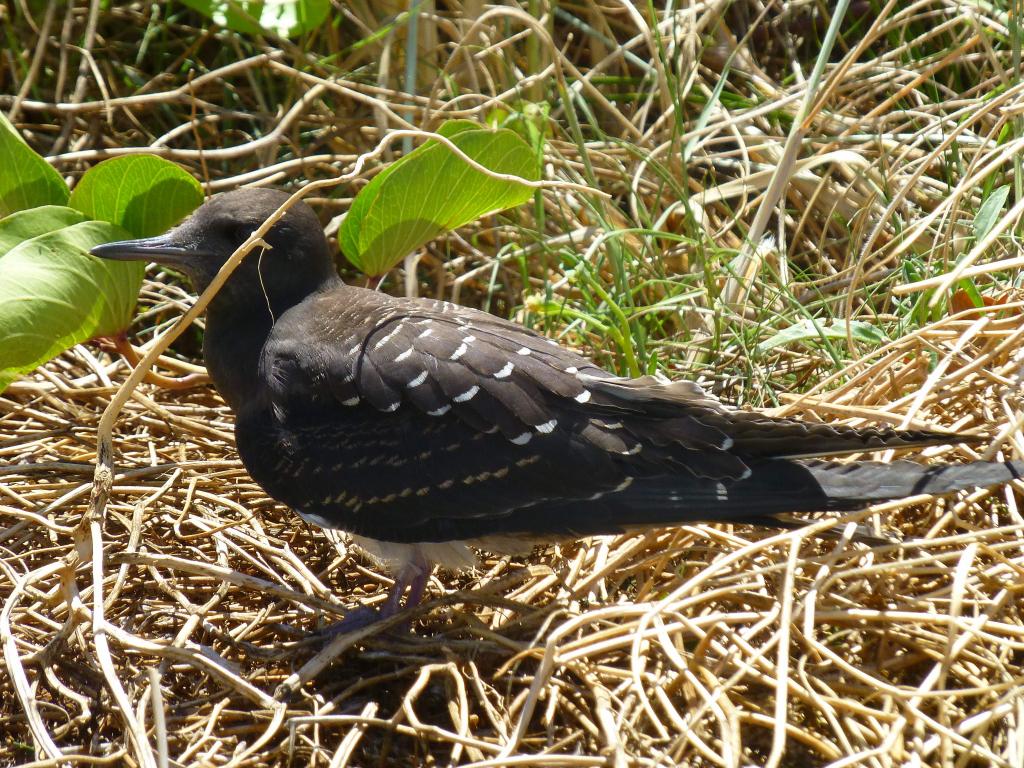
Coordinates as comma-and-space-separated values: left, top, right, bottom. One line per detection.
92, 188, 1022, 619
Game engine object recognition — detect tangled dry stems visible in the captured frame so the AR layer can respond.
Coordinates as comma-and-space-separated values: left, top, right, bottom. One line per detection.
4, 1, 1024, 766
3, 308, 1023, 767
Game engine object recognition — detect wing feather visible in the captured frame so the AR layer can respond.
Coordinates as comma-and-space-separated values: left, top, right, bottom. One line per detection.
261, 291, 968, 509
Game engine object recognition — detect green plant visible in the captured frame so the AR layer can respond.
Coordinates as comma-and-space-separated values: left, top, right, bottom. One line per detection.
177, 0, 329, 37
0, 115, 203, 390
340, 120, 541, 276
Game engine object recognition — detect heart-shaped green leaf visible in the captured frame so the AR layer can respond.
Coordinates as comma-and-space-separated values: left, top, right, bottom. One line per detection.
178, 0, 330, 37
69, 155, 204, 238
0, 205, 89, 256
0, 219, 141, 391
0, 113, 69, 216
340, 120, 542, 276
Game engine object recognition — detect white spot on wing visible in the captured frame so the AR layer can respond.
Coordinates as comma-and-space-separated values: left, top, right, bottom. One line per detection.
407, 371, 428, 388
395, 348, 413, 362
517, 347, 532, 356
494, 361, 514, 379
575, 390, 591, 404
342, 396, 360, 406
511, 432, 533, 445
566, 366, 578, 374
589, 476, 634, 501
536, 419, 558, 434
428, 404, 451, 416
382, 402, 400, 412
622, 443, 642, 455
373, 324, 403, 350
451, 343, 468, 360
418, 327, 434, 338
453, 385, 479, 402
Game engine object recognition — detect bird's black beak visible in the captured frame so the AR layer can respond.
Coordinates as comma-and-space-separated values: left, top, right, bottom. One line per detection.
90, 233, 195, 266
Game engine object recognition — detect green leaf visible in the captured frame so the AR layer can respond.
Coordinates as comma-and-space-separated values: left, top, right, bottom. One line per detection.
338, 121, 483, 264
0, 220, 142, 391
340, 120, 542, 276
68, 155, 204, 238
0, 113, 69, 216
489, 101, 552, 153
758, 319, 888, 353
436, 120, 480, 140
0, 206, 88, 257
178, 0, 330, 37
973, 183, 1010, 242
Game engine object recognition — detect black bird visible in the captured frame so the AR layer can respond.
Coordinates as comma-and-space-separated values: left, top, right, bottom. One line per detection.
92, 188, 1022, 619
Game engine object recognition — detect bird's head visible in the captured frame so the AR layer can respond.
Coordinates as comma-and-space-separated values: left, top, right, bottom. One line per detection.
91, 187, 338, 311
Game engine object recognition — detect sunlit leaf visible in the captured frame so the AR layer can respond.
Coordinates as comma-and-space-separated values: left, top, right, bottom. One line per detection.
0, 113, 69, 216
0, 220, 141, 391
68, 155, 204, 238
178, 0, 330, 37
0, 206, 88, 256
487, 101, 552, 154
340, 120, 541, 276
758, 319, 888, 352
973, 184, 1010, 242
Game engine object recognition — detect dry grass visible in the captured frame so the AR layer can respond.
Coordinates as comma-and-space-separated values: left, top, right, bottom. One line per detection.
3, 2, 1024, 766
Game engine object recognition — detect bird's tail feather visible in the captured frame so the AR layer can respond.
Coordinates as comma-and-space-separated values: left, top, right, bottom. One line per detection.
581, 374, 984, 459
800, 458, 1022, 503
510, 459, 1023, 539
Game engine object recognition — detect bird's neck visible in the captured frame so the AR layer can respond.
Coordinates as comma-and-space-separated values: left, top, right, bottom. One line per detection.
202, 273, 343, 411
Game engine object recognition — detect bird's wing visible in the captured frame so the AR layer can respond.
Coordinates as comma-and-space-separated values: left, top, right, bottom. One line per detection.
263, 293, 967, 475
282, 295, 770, 478
248, 295, 746, 541
318, 294, 962, 456
250, 293, 974, 543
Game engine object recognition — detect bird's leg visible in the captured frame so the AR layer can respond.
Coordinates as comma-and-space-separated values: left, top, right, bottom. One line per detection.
381, 556, 430, 617
313, 555, 431, 638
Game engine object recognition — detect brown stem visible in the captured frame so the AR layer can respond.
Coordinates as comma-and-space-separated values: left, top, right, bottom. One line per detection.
106, 334, 209, 390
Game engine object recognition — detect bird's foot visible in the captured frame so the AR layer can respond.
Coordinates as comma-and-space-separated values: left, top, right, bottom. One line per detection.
305, 565, 431, 643
311, 606, 390, 639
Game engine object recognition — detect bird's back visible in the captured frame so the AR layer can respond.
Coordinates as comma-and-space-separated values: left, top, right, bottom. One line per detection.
231, 286, 1017, 546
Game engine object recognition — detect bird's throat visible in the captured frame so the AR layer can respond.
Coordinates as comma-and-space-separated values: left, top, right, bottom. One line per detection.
200, 271, 342, 411
203, 302, 275, 412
